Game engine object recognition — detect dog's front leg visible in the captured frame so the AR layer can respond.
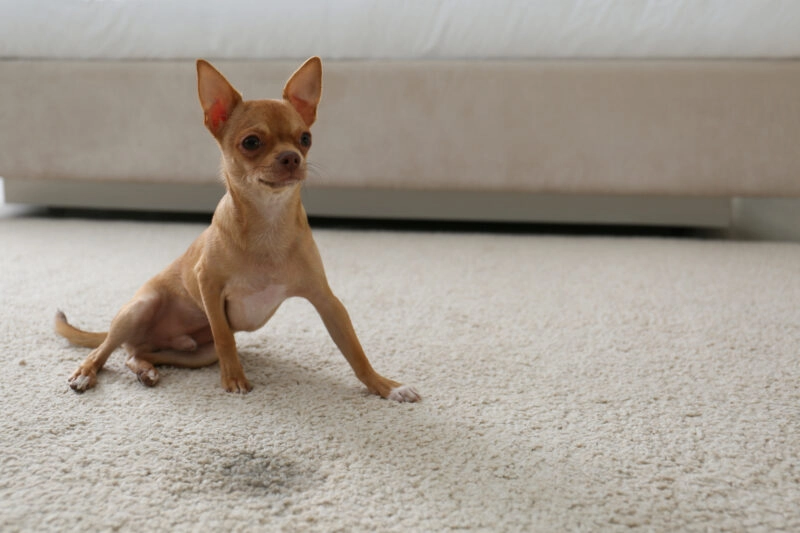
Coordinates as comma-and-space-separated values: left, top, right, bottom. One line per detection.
197, 269, 252, 393
308, 288, 420, 402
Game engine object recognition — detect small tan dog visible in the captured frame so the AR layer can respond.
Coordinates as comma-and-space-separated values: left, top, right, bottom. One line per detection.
56, 57, 420, 402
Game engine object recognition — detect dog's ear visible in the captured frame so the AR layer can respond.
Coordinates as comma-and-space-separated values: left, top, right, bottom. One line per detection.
197, 59, 243, 138
283, 57, 322, 127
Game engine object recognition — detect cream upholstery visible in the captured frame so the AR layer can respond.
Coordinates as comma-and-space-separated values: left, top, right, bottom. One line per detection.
2, 60, 799, 200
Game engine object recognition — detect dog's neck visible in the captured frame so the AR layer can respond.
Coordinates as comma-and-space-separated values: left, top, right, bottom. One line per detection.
213, 171, 306, 255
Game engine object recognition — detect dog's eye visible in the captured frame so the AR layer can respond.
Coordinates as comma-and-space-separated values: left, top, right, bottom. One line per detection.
241, 135, 261, 151
300, 132, 312, 148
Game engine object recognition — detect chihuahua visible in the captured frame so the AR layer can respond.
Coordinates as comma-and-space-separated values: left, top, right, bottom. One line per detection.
55, 57, 420, 402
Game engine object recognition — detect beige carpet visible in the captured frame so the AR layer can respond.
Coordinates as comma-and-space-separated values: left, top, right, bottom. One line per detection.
1, 214, 799, 532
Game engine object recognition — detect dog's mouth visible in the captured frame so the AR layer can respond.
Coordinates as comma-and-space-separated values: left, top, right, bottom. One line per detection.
258, 177, 303, 189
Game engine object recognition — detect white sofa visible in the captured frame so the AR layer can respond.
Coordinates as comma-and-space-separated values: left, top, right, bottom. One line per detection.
2, 1, 799, 233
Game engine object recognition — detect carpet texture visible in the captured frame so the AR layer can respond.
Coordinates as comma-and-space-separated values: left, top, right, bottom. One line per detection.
1, 215, 799, 532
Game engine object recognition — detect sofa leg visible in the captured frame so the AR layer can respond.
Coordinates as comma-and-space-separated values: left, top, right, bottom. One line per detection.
731, 198, 800, 242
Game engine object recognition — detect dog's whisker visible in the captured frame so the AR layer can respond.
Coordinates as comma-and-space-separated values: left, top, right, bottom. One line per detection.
305, 161, 329, 181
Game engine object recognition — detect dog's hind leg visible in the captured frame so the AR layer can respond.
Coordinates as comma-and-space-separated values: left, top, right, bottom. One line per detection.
124, 343, 218, 387
138, 343, 218, 368
68, 292, 161, 392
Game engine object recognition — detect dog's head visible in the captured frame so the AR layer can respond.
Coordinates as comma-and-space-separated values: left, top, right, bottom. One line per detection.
196, 57, 322, 194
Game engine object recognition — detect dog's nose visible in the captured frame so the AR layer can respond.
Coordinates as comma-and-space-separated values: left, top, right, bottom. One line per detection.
277, 151, 301, 172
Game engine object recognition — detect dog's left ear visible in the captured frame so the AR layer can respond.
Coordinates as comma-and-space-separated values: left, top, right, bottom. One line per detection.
283, 57, 322, 127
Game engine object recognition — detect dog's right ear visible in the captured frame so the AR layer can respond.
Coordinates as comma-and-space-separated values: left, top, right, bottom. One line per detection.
283, 57, 322, 127
197, 59, 242, 138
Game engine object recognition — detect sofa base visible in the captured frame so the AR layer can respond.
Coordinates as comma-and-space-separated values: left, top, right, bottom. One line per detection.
2, 59, 800, 198
4, 179, 730, 228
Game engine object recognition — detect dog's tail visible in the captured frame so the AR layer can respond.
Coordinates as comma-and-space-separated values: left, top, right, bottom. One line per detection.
54, 310, 107, 348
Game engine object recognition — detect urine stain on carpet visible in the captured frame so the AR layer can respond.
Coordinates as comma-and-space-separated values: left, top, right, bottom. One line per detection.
212, 451, 320, 495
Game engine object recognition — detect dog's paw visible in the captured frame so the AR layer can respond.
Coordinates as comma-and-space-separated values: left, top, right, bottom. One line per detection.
222, 375, 252, 394
68, 368, 97, 393
388, 385, 421, 403
136, 368, 159, 387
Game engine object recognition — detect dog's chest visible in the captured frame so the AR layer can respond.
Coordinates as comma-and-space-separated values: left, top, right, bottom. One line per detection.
225, 283, 287, 332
